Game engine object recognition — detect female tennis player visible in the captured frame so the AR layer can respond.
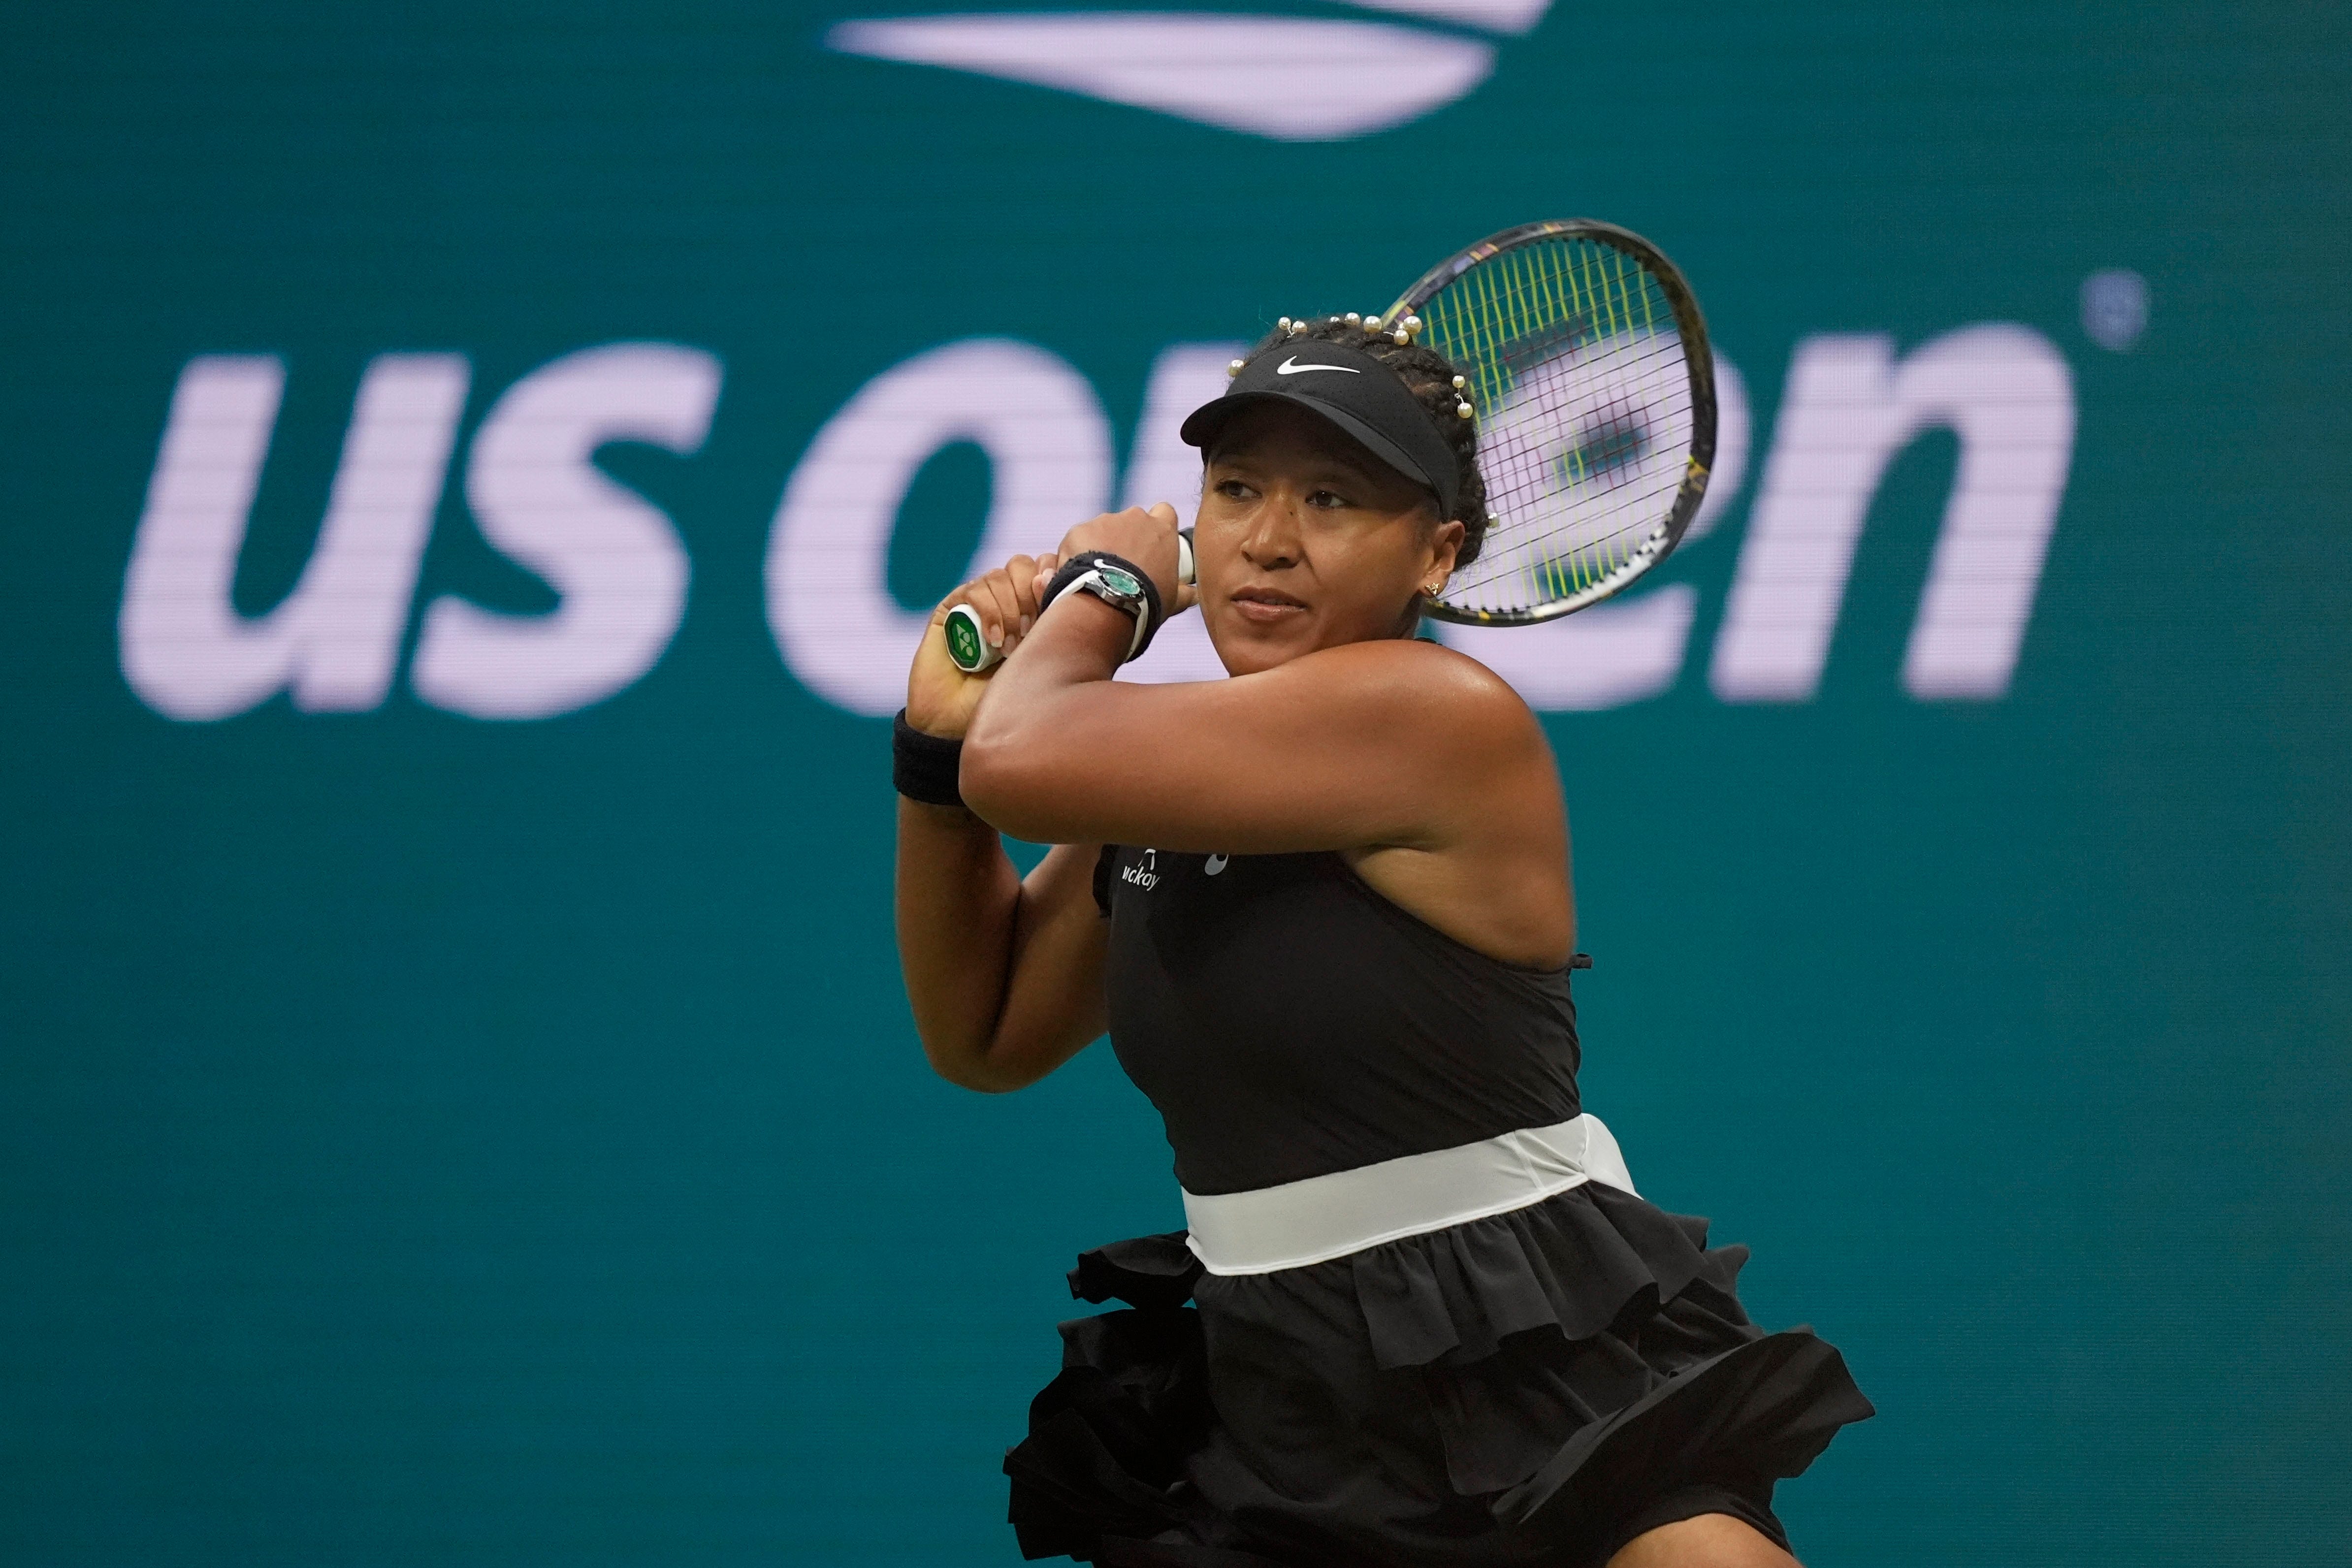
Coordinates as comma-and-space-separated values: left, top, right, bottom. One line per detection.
892, 318, 1871, 1568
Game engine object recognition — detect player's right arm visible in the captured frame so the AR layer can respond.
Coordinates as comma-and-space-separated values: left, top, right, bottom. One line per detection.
894, 555, 1109, 1093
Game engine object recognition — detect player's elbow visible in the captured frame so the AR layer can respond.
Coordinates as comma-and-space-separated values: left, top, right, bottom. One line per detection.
923, 1037, 1044, 1094
956, 733, 1013, 819
958, 736, 1062, 843
926, 1057, 1019, 1093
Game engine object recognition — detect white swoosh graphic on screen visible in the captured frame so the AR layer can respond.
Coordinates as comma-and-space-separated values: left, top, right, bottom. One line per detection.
825, 6, 1554, 141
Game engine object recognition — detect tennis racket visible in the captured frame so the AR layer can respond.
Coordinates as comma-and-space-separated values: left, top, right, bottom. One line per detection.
944, 220, 1712, 667
1386, 219, 1715, 624
945, 529, 1195, 673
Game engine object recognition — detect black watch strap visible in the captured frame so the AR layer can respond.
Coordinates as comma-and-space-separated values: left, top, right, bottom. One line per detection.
1040, 550, 1167, 663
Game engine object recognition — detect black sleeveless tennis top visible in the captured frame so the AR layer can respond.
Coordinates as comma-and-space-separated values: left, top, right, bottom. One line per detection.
1094, 845, 1580, 1196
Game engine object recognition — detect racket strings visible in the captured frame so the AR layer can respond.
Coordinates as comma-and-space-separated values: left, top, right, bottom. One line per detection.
1415, 236, 1695, 616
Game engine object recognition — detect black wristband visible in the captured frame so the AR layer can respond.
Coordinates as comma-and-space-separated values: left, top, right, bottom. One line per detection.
893, 709, 966, 807
1040, 550, 1168, 663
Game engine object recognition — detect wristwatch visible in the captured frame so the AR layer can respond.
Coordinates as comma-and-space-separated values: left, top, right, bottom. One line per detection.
1072, 563, 1153, 658
1042, 551, 1163, 662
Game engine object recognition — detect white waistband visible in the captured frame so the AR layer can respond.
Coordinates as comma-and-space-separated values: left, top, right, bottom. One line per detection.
1182, 1114, 1638, 1277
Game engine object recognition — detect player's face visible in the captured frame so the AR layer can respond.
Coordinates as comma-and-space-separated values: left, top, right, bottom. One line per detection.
1196, 404, 1460, 677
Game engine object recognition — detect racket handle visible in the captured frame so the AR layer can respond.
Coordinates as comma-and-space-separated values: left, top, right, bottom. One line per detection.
943, 603, 1000, 672
943, 526, 1195, 676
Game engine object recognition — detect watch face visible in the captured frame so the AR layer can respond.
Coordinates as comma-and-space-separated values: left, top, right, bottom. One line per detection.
1096, 565, 1143, 598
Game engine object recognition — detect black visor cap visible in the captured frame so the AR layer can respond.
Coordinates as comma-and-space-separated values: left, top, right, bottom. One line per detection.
1179, 340, 1461, 521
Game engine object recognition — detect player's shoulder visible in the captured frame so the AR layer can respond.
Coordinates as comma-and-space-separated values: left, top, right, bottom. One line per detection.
1314, 637, 1539, 738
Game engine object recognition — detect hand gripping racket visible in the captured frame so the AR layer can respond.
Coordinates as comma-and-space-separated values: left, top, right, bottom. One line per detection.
1385, 219, 1715, 624
945, 529, 1195, 673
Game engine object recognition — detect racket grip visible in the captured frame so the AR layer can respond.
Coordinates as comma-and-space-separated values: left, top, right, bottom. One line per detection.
943, 526, 1195, 675
944, 603, 1001, 673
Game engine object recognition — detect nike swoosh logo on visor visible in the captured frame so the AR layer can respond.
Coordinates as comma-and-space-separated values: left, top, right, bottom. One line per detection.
1276, 356, 1362, 376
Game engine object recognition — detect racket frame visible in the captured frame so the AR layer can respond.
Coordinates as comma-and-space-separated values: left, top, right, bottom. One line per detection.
1384, 219, 1717, 626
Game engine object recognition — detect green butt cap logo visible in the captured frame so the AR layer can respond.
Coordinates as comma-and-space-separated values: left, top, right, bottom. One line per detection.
946, 609, 985, 671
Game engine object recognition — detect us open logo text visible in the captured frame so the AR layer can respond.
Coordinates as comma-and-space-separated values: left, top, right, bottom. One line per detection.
121, 323, 2077, 723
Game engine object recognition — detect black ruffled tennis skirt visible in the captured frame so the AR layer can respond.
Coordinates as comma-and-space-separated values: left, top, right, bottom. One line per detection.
1003, 1181, 1873, 1567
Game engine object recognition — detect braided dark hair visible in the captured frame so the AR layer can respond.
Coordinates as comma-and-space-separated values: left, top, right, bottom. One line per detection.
1241, 315, 1490, 569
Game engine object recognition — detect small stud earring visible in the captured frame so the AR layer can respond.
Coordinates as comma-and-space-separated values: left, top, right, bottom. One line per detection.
1423, 581, 1445, 596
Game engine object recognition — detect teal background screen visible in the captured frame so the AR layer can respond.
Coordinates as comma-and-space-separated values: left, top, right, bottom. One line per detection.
3, 4, 2349, 1565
